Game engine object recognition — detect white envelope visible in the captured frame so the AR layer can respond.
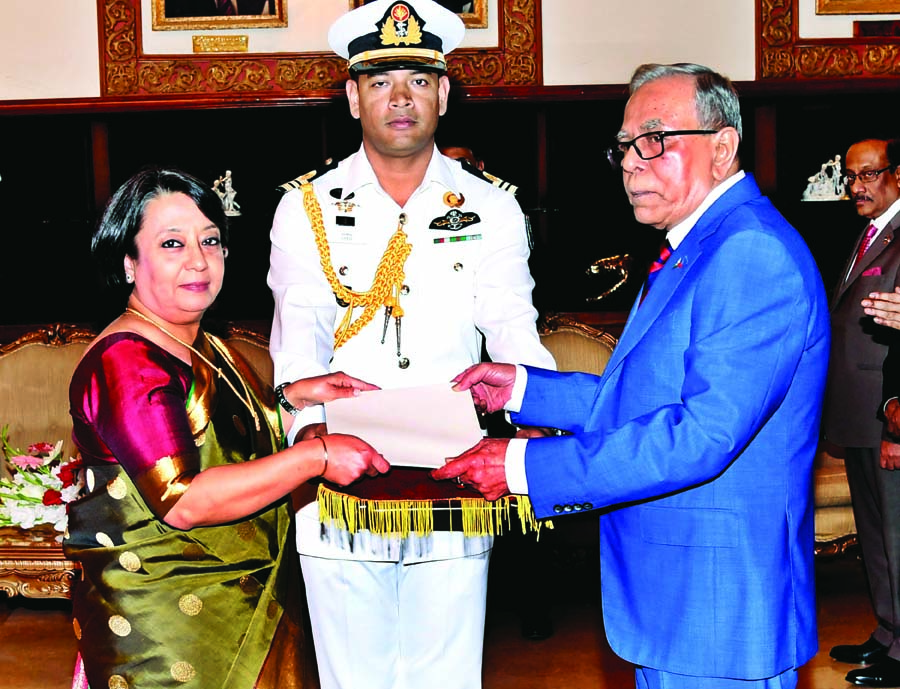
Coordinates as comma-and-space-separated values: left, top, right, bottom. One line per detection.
324, 383, 484, 468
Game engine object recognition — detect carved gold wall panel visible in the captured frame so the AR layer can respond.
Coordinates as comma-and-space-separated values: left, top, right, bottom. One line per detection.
99, 0, 542, 97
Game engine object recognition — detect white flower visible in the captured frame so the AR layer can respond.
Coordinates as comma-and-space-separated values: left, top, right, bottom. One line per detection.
60, 484, 82, 502
0, 428, 84, 532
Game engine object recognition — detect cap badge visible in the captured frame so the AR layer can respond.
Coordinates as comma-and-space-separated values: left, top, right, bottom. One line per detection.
381, 3, 423, 46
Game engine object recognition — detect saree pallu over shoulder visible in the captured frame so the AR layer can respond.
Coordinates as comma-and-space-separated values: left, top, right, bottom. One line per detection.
64, 332, 306, 689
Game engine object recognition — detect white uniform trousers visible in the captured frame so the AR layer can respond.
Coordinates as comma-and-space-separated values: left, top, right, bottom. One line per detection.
301, 543, 490, 689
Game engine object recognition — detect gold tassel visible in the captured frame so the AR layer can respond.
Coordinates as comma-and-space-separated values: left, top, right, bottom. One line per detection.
317, 484, 551, 539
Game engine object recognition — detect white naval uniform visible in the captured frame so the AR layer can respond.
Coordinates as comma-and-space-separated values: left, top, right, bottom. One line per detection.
268, 144, 555, 689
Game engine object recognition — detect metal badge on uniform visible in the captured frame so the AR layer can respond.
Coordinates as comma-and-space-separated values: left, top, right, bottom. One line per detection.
443, 191, 465, 208
331, 188, 358, 221
429, 209, 481, 232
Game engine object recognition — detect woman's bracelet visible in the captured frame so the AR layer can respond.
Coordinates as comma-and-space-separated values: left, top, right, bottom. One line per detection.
316, 436, 329, 477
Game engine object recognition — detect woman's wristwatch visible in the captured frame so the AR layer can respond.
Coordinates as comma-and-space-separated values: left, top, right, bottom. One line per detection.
274, 382, 300, 416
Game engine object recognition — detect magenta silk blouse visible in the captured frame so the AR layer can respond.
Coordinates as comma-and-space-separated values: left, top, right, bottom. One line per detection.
69, 332, 200, 514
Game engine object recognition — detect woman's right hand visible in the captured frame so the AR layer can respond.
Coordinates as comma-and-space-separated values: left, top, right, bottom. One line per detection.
319, 433, 390, 486
282, 372, 380, 410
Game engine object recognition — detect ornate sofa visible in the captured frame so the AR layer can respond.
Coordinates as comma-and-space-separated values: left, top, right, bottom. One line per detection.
0, 322, 272, 598
0, 317, 855, 598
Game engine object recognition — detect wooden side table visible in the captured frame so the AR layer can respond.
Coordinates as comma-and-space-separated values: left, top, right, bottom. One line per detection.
0, 525, 78, 598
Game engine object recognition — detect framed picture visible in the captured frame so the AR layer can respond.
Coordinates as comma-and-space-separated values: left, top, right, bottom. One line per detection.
816, 0, 900, 13
759, 0, 900, 79
351, 0, 487, 29
152, 0, 288, 30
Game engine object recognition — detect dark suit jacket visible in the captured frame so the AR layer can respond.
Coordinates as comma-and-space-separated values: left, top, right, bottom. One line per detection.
822, 209, 900, 449
513, 174, 828, 679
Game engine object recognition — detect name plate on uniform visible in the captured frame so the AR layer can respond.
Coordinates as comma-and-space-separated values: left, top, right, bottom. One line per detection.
325, 383, 483, 468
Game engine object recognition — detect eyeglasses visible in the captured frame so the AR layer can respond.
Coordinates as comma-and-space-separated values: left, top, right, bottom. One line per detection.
607, 130, 719, 169
842, 166, 893, 186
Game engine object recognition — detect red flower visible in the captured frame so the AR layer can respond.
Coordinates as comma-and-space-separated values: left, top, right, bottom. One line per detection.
42, 489, 63, 506
57, 458, 82, 487
28, 442, 55, 455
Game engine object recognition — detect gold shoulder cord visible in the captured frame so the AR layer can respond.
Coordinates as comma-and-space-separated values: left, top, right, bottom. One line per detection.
301, 181, 412, 349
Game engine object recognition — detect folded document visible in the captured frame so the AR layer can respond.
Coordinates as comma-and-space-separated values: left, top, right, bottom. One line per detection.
324, 383, 483, 468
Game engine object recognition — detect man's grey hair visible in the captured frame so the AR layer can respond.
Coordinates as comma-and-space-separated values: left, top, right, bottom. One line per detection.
629, 63, 743, 141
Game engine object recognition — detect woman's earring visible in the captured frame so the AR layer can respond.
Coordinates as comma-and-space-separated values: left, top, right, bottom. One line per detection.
125, 274, 134, 284
223, 248, 229, 259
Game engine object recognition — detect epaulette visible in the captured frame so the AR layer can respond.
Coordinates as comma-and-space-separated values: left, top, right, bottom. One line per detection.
277, 158, 338, 193
483, 170, 518, 195
457, 159, 518, 195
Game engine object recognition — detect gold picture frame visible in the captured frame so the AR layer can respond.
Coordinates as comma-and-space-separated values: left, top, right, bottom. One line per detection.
151, 0, 287, 31
758, 0, 900, 79
816, 0, 900, 13
351, 0, 488, 29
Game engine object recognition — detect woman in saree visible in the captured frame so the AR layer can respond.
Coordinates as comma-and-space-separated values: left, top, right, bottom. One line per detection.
64, 167, 390, 689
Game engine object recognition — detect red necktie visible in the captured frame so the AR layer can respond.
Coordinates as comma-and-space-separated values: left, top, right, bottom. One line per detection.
854, 223, 878, 268
641, 240, 673, 305
217, 0, 236, 15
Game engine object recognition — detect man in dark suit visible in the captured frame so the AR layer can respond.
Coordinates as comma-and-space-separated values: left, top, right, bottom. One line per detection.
825, 137, 900, 688
433, 62, 829, 689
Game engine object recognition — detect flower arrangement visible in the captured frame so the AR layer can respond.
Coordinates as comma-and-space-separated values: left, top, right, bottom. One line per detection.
0, 426, 83, 532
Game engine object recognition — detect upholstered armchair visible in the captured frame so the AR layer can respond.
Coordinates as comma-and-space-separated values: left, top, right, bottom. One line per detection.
813, 447, 857, 556
537, 312, 618, 377
0, 324, 95, 478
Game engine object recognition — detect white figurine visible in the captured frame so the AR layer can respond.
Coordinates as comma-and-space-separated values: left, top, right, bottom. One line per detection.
801, 155, 847, 202
832, 155, 843, 197
213, 170, 242, 216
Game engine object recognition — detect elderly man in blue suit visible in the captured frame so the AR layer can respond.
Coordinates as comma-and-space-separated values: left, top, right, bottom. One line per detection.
433, 63, 829, 689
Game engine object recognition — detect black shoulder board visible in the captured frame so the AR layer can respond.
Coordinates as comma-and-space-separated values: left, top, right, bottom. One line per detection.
277, 158, 338, 193
482, 170, 518, 195
458, 159, 518, 195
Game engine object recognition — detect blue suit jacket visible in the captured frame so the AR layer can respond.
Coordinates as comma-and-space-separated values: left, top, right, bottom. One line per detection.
513, 174, 829, 679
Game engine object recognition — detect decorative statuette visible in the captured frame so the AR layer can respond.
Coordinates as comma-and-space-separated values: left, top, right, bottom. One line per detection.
213, 169, 242, 216
802, 155, 847, 202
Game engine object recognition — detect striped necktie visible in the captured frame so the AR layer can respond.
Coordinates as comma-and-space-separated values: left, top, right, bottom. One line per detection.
641, 240, 673, 305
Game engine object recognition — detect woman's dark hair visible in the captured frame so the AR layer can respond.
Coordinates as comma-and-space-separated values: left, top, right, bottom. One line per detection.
91, 167, 229, 289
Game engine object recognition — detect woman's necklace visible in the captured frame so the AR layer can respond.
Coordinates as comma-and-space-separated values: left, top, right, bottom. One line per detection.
124, 307, 260, 431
